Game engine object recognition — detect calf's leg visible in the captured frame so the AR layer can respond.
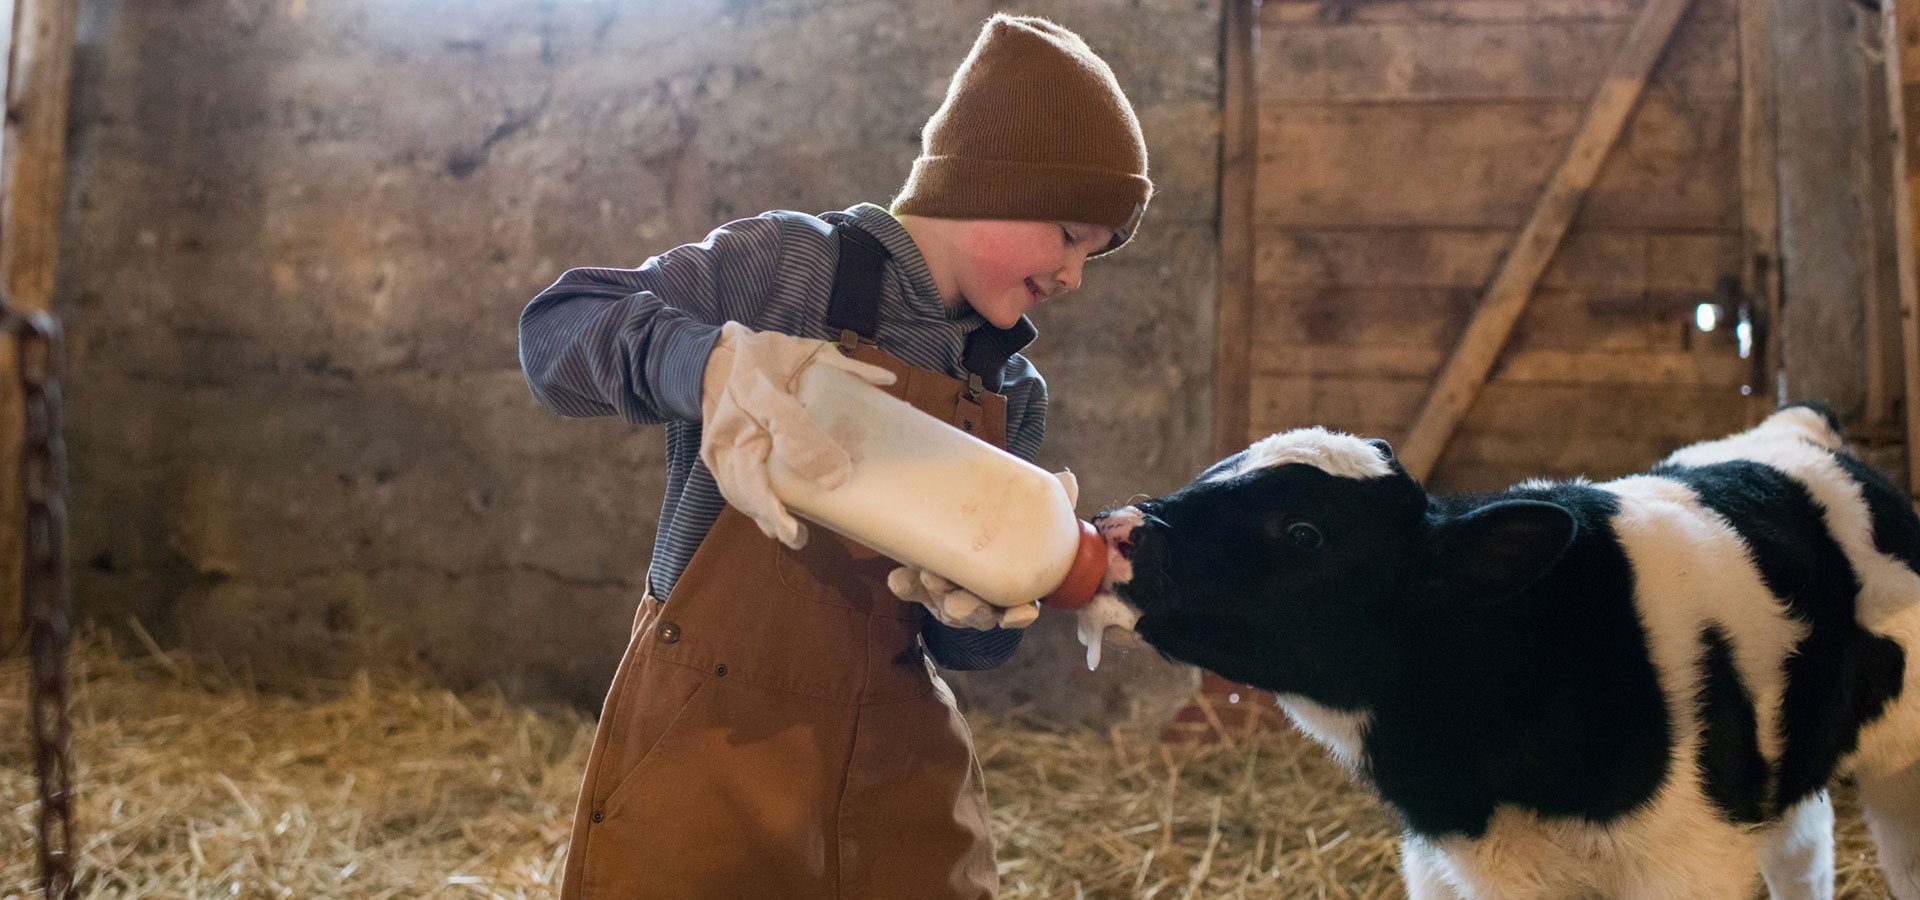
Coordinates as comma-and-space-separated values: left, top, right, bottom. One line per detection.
1858, 761, 1920, 899
1760, 790, 1835, 900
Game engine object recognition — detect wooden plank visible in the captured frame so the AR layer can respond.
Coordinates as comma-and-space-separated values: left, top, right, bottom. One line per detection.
1251, 343, 1754, 385
1252, 373, 1431, 437
1257, 20, 1735, 102
1254, 95, 1740, 230
1214, 0, 1258, 459
1437, 426, 1747, 488
1252, 284, 1669, 351
1260, 0, 1736, 25
1399, 0, 1698, 479
1254, 226, 1740, 291
0, 0, 77, 655
1252, 377, 1748, 442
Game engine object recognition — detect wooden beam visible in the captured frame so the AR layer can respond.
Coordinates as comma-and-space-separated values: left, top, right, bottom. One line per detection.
1738, 0, 1780, 414
1774, 0, 1878, 421
1398, 0, 1697, 480
1890, 0, 1920, 496
1867, 5, 1904, 431
1214, 0, 1258, 459
0, 0, 78, 654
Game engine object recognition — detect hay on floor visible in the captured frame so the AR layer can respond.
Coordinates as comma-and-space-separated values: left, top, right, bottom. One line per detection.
1, 630, 1893, 898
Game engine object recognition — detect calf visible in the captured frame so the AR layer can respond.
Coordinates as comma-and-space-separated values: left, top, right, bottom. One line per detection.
1095, 404, 1920, 899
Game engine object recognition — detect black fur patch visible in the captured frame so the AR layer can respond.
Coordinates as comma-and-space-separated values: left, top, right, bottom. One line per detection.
1365, 482, 1671, 837
1694, 626, 1768, 823
1651, 460, 1905, 812
1836, 452, 1920, 576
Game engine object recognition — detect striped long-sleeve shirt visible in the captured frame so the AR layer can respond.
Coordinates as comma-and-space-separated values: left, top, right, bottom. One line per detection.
518, 203, 1045, 670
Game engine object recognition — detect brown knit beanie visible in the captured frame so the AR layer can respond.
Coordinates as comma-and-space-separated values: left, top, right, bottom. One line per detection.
892, 14, 1152, 255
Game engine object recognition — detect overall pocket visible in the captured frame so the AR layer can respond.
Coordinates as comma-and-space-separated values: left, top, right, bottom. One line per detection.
586, 655, 711, 815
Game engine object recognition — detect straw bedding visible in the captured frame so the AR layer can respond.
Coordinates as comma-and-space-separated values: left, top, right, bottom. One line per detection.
1, 629, 1891, 898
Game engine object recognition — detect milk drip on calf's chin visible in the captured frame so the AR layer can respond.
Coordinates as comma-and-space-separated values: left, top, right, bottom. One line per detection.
1075, 593, 1141, 670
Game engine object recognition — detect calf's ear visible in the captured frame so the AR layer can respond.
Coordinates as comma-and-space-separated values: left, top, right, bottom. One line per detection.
1429, 500, 1577, 602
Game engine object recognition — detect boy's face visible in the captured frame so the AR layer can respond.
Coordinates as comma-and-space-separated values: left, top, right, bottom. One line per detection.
948, 220, 1116, 329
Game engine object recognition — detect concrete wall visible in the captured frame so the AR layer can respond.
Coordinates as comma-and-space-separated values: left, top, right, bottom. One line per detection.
60, 0, 1218, 724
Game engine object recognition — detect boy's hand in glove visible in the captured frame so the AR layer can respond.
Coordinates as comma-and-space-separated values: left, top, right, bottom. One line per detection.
700, 322, 896, 549
887, 470, 1079, 630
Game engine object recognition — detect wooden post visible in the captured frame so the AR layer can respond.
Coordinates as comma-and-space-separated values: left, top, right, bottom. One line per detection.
1867, 5, 1906, 433
1164, 0, 1277, 748
0, 0, 78, 654
1397, 0, 1696, 482
1213, 0, 1257, 461
1891, 0, 1920, 496
1774, 0, 1878, 424
1739, 0, 1782, 417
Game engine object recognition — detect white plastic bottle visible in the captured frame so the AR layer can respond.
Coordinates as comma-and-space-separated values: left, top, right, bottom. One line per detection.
767, 362, 1107, 609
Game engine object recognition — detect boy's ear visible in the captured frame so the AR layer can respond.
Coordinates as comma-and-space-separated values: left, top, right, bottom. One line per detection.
1428, 500, 1577, 603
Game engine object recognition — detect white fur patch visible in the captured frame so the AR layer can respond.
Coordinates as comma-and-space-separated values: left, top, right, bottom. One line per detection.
1400, 835, 1467, 899
1209, 427, 1393, 483
1277, 694, 1372, 773
1658, 409, 1920, 781
1599, 474, 1806, 768
1422, 780, 1766, 898
1095, 506, 1145, 587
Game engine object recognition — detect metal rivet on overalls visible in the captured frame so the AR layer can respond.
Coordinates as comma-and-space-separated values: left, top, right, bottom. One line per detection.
714, 663, 728, 677
659, 621, 681, 644
590, 810, 604, 823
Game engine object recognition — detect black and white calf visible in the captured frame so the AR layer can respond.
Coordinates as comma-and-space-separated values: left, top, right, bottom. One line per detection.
1095, 404, 1920, 899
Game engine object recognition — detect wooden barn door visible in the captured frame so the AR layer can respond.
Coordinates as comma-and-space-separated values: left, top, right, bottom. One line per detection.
1215, 0, 1776, 492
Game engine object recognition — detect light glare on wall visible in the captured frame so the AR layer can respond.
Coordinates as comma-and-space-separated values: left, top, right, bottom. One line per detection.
1694, 302, 1720, 332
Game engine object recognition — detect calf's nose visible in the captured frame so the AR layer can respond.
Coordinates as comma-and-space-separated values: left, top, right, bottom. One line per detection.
1092, 506, 1151, 587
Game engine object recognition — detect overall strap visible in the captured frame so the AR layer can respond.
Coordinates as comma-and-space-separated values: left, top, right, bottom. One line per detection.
826, 223, 889, 344
826, 221, 1036, 392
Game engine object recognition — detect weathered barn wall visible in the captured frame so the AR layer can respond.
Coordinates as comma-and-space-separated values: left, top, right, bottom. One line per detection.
1243, 0, 1760, 492
58, 0, 1217, 724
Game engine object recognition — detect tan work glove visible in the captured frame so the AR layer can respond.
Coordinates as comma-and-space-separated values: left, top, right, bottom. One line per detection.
700, 322, 896, 549
887, 470, 1079, 630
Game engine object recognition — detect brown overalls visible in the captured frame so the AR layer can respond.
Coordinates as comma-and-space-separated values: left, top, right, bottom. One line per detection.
560, 224, 1012, 900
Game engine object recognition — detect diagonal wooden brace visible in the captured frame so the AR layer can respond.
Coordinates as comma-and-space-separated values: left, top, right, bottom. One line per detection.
1398, 0, 1698, 482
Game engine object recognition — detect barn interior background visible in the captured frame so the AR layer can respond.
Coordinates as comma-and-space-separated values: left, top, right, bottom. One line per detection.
0, 0, 1915, 895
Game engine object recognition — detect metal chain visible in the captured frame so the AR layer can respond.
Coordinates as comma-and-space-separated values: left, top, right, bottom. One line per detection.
10, 301, 74, 899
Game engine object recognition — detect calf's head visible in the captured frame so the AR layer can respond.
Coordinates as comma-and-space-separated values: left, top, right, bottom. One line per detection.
1096, 428, 1579, 706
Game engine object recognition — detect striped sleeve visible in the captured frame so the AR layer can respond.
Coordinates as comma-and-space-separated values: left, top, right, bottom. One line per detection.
517, 215, 785, 424
1000, 354, 1048, 464
920, 354, 1050, 671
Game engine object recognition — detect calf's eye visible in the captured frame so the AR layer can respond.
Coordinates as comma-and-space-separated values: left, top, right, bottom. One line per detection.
1287, 522, 1324, 550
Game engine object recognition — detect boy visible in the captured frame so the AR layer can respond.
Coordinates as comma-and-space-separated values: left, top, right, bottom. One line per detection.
519, 14, 1149, 899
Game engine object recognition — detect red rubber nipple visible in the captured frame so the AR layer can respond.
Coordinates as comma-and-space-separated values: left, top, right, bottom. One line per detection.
1043, 520, 1108, 610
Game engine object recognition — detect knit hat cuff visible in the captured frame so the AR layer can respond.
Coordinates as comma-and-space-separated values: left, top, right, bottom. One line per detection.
893, 155, 1152, 255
